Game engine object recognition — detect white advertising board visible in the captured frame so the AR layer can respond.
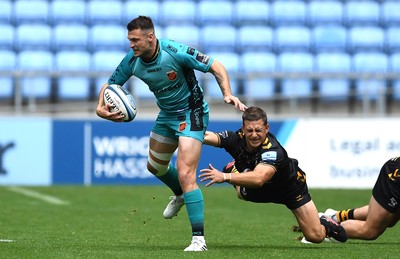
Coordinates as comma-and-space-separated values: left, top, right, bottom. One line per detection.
284, 118, 400, 189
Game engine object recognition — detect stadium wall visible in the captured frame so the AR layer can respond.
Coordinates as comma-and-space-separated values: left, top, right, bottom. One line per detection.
1, 117, 399, 189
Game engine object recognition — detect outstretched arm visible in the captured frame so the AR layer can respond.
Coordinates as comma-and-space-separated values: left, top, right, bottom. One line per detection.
203, 131, 220, 147
209, 59, 247, 111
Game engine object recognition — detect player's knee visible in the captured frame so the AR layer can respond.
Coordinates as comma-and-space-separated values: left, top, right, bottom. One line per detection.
147, 160, 168, 176
303, 230, 325, 243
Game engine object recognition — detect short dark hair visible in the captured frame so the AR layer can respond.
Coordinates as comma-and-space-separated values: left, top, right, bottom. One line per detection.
127, 15, 154, 32
242, 107, 268, 125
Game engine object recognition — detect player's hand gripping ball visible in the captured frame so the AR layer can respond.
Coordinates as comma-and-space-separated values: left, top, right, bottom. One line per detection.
103, 84, 137, 122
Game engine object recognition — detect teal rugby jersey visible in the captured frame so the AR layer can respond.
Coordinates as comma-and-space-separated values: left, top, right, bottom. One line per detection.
108, 39, 214, 113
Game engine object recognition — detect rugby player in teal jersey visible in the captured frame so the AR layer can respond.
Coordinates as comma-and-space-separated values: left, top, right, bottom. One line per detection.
96, 16, 247, 252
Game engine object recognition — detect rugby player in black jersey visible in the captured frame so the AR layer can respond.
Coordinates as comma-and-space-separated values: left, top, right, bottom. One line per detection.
323, 156, 400, 240
199, 106, 348, 243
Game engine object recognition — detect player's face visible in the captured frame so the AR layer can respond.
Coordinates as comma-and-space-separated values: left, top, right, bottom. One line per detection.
128, 29, 154, 58
242, 119, 269, 152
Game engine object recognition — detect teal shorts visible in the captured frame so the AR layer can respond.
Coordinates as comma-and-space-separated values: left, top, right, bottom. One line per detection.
151, 107, 209, 143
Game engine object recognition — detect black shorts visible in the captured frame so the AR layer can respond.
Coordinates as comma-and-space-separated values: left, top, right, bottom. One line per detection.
238, 166, 312, 210
372, 157, 400, 213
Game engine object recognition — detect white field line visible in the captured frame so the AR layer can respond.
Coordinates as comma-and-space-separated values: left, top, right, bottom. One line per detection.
7, 186, 70, 205
0, 239, 15, 243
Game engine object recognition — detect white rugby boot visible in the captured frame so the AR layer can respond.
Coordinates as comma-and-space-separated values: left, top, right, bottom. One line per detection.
184, 236, 207, 252
163, 195, 184, 219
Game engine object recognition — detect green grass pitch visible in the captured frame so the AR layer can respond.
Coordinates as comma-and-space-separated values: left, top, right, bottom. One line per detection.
1, 186, 400, 258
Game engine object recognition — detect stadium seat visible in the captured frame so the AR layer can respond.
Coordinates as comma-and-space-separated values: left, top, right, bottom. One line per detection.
353, 52, 389, 100
50, 0, 86, 25
274, 26, 311, 52
312, 25, 347, 53
92, 50, 126, 93
0, 50, 16, 99
348, 26, 384, 53
386, 27, 400, 54
390, 53, 400, 99
0, 24, 14, 50
308, 0, 343, 26
315, 52, 351, 101
55, 51, 91, 100
14, 0, 49, 24
344, 1, 380, 26
123, 1, 160, 25
89, 25, 127, 52
164, 25, 200, 49
200, 25, 237, 52
87, 0, 123, 25
15, 24, 52, 51
237, 26, 273, 53
278, 52, 314, 98
53, 24, 89, 51
17, 50, 54, 99
198, 0, 233, 25
233, 0, 269, 26
204, 52, 240, 98
382, 1, 400, 27
160, 0, 196, 25
270, 0, 306, 25
241, 51, 277, 99
0, 1, 12, 24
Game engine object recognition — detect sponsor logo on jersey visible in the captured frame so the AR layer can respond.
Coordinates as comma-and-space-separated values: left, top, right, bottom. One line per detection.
178, 122, 187, 132
262, 151, 277, 161
167, 44, 178, 53
195, 52, 210, 65
187, 47, 196, 56
166, 70, 178, 81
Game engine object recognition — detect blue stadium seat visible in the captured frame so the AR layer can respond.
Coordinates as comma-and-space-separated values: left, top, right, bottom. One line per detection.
17, 50, 54, 99
353, 52, 389, 100
0, 50, 16, 99
89, 25, 127, 52
348, 26, 384, 53
92, 50, 126, 93
386, 27, 400, 54
201, 25, 237, 52
53, 24, 89, 51
198, 0, 233, 25
315, 52, 351, 101
382, 1, 400, 27
278, 52, 314, 98
233, 0, 269, 26
160, 0, 196, 25
204, 52, 240, 98
164, 25, 200, 49
15, 24, 52, 51
274, 26, 311, 52
390, 53, 400, 99
14, 0, 49, 24
0, 1, 12, 24
0, 24, 14, 50
50, 0, 86, 25
237, 26, 273, 52
87, 0, 123, 25
270, 0, 306, 25
308, 0, 343, 25
312, 25, 347, 53
344, 1, 380, 26
55, 51, 91, 100
241, 51, 277, 99
123, 1, 160, 25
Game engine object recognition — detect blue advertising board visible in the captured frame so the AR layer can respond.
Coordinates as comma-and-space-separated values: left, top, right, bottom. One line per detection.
52, 119, 287, 185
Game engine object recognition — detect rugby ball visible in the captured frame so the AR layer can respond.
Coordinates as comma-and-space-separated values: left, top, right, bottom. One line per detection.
103, 84, 137, 122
